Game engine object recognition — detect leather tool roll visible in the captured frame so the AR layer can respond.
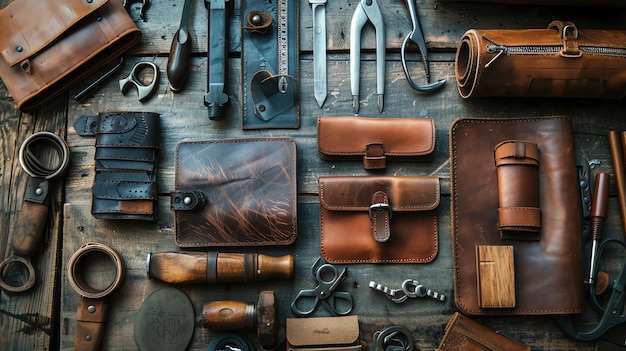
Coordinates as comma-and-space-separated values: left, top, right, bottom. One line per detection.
319, 176, 439, 264
0, 0, 141, 111
172, 137, 297, 247
450, 116, 584, 315
436, 312, 531, 351
317, 116, 435, 170
74, 112, 161, 221
455, 20, 626, 99
494, 140, 541, 240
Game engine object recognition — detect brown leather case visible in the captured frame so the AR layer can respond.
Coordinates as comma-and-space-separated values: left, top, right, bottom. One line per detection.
450, 116, 584, 315
172, 137, 297, 247
0, 0, 141, 111
286, 316, 362, 351
317, 116, 435, 170
436, 312, 531, 351
455, 20, 626, 99
319, 176, 439, 264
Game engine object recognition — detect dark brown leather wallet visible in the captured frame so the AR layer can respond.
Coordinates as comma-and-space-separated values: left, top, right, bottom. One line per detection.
171, 137, 297, 247
317, 116, 435, 170
319, 176, 439, 264
450, 116, 584, 315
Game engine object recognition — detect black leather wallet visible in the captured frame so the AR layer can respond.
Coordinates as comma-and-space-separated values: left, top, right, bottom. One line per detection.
73, 111, 161, 220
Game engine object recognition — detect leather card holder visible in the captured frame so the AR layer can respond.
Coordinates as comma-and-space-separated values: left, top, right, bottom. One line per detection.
286, 315, 362, 351
319, 175, 439, 264
172, 137, 297, 247
317, 116, 435, 170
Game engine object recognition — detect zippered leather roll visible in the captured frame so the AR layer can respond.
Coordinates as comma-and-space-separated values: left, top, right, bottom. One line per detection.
455, 20, 626, 99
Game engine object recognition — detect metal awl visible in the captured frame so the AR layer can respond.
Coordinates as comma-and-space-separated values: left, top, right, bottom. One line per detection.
310, 0, 327, 108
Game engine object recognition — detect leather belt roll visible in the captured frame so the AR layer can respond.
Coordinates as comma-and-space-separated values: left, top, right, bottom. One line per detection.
455, 20, 626, 99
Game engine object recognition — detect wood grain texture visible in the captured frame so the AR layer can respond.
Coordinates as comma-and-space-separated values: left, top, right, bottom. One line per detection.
476, 245, 515, 309
2, 0, 626, 350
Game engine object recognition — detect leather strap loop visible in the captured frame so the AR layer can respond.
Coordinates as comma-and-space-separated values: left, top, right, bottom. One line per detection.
370, 191, 391, 242
364, 143, 386, 170
494, 140, 539, 164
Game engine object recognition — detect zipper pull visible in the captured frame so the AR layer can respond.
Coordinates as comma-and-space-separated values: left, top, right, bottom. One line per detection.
483, 35, 507, 68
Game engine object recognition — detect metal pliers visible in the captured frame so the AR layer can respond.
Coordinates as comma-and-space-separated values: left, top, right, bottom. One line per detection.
401, 0, 447, 92
350, 0, 385, 114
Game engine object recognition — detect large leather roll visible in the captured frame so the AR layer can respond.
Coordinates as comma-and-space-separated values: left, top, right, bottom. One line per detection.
455, 20, 626, 99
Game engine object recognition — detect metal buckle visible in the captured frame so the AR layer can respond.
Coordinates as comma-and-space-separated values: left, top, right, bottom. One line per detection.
369, 203, 392, 219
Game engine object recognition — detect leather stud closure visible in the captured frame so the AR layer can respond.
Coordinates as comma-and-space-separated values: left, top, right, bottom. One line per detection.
364, 143, 386, 170
170, 190, 208, 211
369, 191, 392, 242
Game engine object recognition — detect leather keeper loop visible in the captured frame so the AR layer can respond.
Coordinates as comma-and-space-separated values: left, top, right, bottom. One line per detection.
498, 207, 541, 231
364, 143, 386, 170
370, 191, 391, 242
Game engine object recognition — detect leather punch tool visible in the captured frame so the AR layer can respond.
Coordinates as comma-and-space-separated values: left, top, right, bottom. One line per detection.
401, 0, 447, 92
350, 0, 385, 114
119, 61, 159, 102
0, 132, 70, 293
290, 257, 353, 317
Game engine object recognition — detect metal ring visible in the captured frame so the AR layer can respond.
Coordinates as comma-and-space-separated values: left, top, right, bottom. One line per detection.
67, 242, 125, 299
18, 132, 70, 180
0, 255, 36, 293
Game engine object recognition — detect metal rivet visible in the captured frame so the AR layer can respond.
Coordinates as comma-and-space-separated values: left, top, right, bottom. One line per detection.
16, 46, 23, 52
86, 0, 93, 3
96, 16, 102, 21
35, 187, 43, 196
183, 197, 192, 205
85, 335, 92, 342
87, 305, 96, 313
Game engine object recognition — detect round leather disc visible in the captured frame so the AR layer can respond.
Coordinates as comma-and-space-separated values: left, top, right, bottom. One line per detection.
134, 286, 195, 351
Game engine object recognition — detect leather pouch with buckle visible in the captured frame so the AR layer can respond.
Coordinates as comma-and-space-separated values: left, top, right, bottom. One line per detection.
172, 137, 297, 247
494, 140, 541, 241
436, 312, 531, 351
74, 111, 161, 221
317, 116, 435, 170
286, 315, 363, 351
450, 116, 583, 315
319, 176, 439, 264
455, 20, 626, 99
0, 0, 141, 111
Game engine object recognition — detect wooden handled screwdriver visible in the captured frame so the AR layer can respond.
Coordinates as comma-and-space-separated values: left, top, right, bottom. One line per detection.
147, 251, 293, 284
587, 172, 610, 285
167, 0, 193, 92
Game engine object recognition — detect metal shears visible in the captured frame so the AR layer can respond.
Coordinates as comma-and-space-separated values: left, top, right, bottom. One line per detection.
290, 258, 353, 317
350, 0, 385, 114
401, 0, 446, 93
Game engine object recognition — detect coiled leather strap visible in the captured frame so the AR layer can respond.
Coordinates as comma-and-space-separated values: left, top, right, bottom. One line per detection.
207, 333, 255, 351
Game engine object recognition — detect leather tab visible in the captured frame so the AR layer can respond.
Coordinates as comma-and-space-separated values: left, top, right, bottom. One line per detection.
92, 180, 156, 200
74, 297, 109, 351
170, 190, 208, 211
561, 24, 581, 58
370, 191, 391, 242
364, 143, 386, 170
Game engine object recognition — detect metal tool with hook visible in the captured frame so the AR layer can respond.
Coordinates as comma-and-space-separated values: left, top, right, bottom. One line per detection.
119, 61, 159, 102
290, 258, 353, 317
350, 0, 385, 114
401, 0, 447, 92
369, 279, 446, 303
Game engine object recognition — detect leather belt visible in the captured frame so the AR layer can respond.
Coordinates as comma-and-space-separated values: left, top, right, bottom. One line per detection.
68, 242, 125, 351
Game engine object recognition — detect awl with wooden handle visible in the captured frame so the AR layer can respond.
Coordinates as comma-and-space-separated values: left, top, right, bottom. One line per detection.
147, 251, 294, 284
167, 0, 193, 92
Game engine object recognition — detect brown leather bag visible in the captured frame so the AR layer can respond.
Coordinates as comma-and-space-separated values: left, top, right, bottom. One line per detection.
450, 116, 584, 315
319, 176, 439, 264
317, 116, 435, 170
0, 0, 141, 111
455, 20, 626, 99
172, 137, 297, 247
436, 312, 531, 351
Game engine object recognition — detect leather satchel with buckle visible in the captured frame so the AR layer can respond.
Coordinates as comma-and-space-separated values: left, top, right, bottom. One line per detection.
319, 176, 439, 264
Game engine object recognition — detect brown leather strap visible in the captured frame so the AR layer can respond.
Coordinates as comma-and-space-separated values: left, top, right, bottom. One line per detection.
494, 140, 539, 164
370, 191, 391, 242
364, 143, 386, 170
498, 207, 541, 230
74, 297, 110, 351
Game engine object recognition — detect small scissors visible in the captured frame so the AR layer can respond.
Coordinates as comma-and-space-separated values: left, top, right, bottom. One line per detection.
119, 61, 159, 102
401, 0, 447, 92
290, 258, 353, 317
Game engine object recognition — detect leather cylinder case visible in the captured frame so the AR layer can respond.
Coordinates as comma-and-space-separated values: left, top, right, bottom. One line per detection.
494, 140, 540, 240
73, 112, 161, 221
0, 0, 141, 111
455, 20, 626, 99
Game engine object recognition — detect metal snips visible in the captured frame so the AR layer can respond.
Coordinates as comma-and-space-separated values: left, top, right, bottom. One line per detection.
350, 0, 385, 114
401, 0, 446, 92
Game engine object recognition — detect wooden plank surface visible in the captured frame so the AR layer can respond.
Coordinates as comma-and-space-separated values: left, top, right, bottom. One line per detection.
2, 0, 626, 350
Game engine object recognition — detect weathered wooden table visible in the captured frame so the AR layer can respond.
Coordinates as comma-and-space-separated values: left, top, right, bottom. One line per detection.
1, 0, 626, 350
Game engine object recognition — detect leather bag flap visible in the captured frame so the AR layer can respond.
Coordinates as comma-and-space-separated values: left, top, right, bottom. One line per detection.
286, 316, 360, 347
0, 0, 109, 67
319, 176, 440, 213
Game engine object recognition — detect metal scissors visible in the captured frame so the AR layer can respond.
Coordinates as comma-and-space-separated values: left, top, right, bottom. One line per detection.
401, 0, 447, 92
290, 258, 353, 317
350, 0, 385, 114
119, 61, 159, 102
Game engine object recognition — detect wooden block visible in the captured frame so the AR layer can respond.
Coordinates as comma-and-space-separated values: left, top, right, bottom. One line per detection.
476, 245, 516, 309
